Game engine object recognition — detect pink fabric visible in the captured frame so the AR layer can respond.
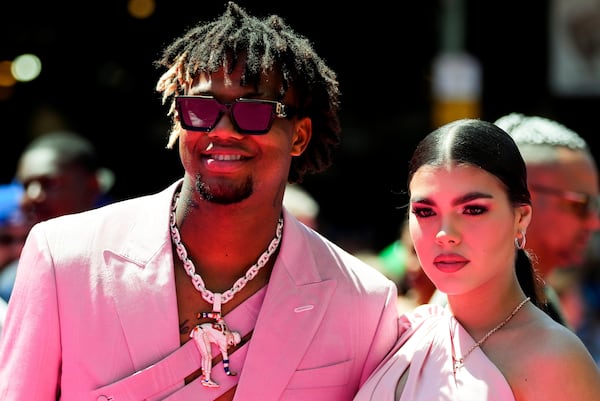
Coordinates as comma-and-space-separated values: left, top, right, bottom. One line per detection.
353, 304, 516, 401
0, 180, 399, 401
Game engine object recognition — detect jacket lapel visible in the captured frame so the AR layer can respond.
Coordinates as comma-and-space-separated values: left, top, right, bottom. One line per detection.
235, 211, 337, 400
106, 181, 183, 369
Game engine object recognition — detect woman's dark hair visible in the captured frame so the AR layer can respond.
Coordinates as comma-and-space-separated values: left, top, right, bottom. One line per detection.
407, 118, 546, 307
154, 1, 341, 183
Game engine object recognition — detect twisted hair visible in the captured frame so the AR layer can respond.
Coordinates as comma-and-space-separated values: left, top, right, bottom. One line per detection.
494, 112, 592, 167
154, 1, 341, 183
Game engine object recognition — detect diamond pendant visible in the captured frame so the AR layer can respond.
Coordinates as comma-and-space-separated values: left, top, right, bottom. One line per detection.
453, 357, 464, 374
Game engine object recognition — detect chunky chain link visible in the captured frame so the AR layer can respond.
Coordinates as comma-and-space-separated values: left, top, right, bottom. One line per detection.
169, 193, 283, 306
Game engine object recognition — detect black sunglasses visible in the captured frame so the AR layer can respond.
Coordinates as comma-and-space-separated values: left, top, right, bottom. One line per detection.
175, 95, 296, 135
530, 184, 600, 219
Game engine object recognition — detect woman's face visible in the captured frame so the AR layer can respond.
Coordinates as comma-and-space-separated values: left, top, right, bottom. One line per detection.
408, 163, 531, 296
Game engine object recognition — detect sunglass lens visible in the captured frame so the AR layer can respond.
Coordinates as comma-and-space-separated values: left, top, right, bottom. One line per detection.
563, 198, 596, 219
573, 202, 589, 219
233, 102, 274, 133
178, 97, 222, 131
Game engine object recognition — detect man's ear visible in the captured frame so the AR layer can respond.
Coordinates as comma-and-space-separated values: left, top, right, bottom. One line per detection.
290, 117, 312, 156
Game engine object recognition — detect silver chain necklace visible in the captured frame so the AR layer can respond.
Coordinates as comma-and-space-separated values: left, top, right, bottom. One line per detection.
169, 193, 284, 315
452, 297, 530, 374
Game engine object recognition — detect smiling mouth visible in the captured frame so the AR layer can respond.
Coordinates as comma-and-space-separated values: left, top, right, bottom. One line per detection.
209, 154, 243, 161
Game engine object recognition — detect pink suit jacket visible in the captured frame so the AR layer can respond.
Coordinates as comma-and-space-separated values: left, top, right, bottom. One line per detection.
0, 180, 399, 401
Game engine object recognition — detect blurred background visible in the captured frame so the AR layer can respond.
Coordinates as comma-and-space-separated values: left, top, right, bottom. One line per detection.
1, 0, 599, 253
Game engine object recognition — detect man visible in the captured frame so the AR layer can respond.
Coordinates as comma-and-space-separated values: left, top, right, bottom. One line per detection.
0, 182, 28, 304
0, 131, 115, 303
0, 182, 29, 338
0, 3, 399, 400
0, 182, 30, 335
495, 112, 600, 325
15, 130, 114, 224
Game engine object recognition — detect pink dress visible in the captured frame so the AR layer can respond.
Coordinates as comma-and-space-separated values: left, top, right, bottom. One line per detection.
353, 304, 516, 401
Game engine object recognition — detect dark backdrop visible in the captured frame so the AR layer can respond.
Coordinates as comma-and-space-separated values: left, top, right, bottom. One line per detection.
1, 1, 598, 252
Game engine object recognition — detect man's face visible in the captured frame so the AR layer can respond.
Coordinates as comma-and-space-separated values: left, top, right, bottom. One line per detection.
176, 65, 310, 206
526, 149, 600, 276
16, 148, 100, 223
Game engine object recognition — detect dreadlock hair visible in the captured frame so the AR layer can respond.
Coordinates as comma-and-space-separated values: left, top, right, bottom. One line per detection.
154, 1, 341, 183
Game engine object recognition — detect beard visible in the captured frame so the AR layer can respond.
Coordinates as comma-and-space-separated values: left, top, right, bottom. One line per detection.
195, 174, 253, 205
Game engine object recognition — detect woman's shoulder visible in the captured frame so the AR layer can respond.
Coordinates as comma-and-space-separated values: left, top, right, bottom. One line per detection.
520, 311, 594, 363
508, 309, 600, 399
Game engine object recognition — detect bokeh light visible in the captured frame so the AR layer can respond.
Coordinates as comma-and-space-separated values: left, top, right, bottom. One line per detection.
11, 54, 42, 83
128, 0, 155, 19
0, 61, 16, 87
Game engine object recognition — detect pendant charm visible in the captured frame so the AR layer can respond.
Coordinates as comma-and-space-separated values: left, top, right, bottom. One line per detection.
453, 357, 464, 374
190, 311, 242, 388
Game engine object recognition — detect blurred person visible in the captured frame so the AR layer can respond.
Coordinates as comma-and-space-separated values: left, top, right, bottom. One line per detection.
494, 112, 600, 327
573, 229, 600, 365
0, 181, 30, 303
0, 3, 399, 400
0, 296, 6, 338
378, 232, 408, 289
394, 216, 437, 313
2, 131, 114, 309
15, 130, 115, 225
282, 183, 320, 230
545, 265, 586, 329
354, 118, 600, 401
378, 216, 439, 313
0, 182, 29, 338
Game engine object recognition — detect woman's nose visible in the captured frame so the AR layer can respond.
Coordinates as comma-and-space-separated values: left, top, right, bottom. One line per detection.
435, 227, 460, 246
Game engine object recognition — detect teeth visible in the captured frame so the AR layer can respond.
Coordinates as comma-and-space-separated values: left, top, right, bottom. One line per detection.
212, 154, 242, 161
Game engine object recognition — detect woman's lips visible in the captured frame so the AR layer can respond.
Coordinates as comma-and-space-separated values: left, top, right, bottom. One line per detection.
433, 254, 469, 273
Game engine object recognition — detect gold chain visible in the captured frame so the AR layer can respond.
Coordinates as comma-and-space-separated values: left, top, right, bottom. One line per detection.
453, 297, 530, 373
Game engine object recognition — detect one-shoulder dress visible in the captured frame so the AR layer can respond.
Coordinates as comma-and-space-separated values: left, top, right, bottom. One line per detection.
353, 304, 516, 401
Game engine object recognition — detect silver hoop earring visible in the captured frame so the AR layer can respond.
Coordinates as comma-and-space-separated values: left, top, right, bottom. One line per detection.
514, 230, 526, 250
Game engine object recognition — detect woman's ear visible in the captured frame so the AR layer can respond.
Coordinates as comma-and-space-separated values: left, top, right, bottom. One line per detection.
290, 117, 312, 156
517, 204, 533, 232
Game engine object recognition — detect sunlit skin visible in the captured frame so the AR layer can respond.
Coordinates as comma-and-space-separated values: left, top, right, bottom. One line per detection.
409, 163, 529, 303
526, 148, 600, 277
408, 163, 538, 350
406, 162, 600, 400
172, 64, 312, 353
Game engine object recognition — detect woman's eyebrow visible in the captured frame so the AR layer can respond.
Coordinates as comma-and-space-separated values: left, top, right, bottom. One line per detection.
410, 191, 493, 206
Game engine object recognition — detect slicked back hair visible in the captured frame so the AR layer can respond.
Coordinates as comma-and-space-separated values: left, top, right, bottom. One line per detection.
154, 1, 341, 183
407, 118, 546, 308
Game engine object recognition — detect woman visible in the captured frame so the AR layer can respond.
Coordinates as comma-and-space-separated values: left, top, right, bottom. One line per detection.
354, 119, 600, 400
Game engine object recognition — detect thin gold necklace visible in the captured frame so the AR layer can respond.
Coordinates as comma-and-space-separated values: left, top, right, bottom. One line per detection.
452, 297, 530, 374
